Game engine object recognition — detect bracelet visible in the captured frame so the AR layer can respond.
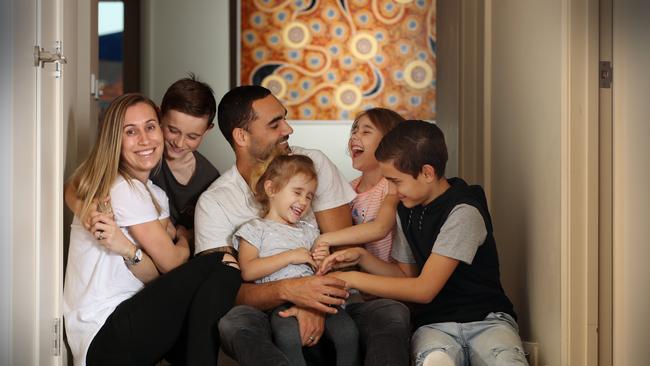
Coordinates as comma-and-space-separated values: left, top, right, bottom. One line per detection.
124, 248, 142, 266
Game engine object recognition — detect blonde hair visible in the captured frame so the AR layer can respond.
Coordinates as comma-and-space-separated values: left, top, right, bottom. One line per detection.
250, 154, 317, 217
70, 93, 160, 221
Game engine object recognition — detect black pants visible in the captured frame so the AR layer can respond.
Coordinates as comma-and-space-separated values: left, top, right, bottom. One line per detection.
86, 252, 241, 366
219, 298, 410, 366
346, 299, 411, 366
270, 303, 360, 366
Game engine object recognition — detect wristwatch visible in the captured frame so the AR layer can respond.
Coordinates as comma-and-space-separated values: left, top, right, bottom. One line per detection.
124, 248, 142, 266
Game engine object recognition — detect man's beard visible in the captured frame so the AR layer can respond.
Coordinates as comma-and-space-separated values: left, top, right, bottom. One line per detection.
251, 137, 291, 161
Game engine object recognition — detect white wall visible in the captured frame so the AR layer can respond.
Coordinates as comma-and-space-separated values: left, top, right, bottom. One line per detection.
288, 121, 356, 180
0, 1, 13, 363
612, 0, 650, 364
139, 1, 436, 181
141, 0, 235, 174
488, 2, 564, 365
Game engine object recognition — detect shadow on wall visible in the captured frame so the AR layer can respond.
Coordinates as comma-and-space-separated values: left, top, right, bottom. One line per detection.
493, 183, 530, 339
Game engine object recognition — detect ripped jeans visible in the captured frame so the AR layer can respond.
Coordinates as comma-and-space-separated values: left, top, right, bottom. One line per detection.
411, 312, 528, 366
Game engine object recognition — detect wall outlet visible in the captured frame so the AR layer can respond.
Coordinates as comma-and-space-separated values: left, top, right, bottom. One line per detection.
522, 341, 539, 366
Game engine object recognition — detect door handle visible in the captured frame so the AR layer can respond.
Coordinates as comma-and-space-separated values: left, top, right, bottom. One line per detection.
34, 42, 68, 67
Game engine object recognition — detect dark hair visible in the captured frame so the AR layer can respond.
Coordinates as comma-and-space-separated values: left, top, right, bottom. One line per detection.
351, 107, 405, 136
375, 120, 448, 179
251, 154, 317, 217
160, 73, 216, 127
217, 85, 272, 146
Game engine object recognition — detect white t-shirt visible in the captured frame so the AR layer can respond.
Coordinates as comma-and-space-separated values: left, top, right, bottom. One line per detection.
194, 146, 357, 253
63, 175, 169, 366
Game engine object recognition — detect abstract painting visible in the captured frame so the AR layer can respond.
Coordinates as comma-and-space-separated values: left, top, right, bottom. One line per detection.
236, 0, 436, 120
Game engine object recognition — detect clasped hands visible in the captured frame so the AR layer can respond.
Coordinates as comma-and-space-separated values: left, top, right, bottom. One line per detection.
311, 238, 362, 276
86, 197, 188, 258
283, 245, 363, 346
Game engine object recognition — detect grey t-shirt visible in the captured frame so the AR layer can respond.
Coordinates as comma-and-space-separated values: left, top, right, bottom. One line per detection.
232, 218, 320, 283
391, 204, 487, 265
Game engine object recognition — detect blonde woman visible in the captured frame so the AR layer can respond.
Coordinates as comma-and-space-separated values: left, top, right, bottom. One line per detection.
63, 93, 241, 366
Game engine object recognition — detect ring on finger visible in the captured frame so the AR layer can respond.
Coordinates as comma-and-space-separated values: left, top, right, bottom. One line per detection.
97, 231, 104, 240
308, 336, 315, 343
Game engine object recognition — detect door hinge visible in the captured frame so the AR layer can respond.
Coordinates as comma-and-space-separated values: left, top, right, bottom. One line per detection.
52, 317, 61, 356
600, 61, 613, 88
34, 41, 67, 79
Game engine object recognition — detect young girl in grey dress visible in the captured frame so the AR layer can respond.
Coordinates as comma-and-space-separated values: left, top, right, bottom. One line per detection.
233, 154, 359, 366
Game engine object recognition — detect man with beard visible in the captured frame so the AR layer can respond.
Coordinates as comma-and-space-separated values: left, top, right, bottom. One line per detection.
194, 86, 411, 366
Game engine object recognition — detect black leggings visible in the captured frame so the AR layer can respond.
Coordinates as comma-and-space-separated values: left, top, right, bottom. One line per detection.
86, 252, 241, 366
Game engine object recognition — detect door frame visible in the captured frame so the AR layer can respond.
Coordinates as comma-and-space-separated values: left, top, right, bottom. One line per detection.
462, 0, 601, 364
598, 0, 613, 364
561, 1, 601, 364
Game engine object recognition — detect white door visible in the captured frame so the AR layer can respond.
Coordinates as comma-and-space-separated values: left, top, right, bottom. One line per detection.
611, 0, 650, 364
38, 0, 66, 363
10, 0, 73, 363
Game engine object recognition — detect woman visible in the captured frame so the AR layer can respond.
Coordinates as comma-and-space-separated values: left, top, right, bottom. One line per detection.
68, 76, 220, 256
63, 93, 241, 366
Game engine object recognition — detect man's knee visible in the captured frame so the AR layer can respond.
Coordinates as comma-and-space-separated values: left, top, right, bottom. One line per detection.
218, 305, 268, 339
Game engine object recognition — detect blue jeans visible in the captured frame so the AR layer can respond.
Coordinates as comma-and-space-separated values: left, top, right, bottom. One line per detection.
411, 312, 528, 366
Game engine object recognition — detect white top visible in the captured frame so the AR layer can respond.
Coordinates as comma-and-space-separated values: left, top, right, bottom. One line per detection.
194, 146, 357, 253
233, 218, 320, 283
63, 175, 169, 366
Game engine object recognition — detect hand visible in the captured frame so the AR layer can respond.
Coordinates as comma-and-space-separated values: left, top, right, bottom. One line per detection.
317, 247, 364, 275
173, 225, 190, 252
90, 212, 133, 258
278, 307, 325, 347
290, 248, 317, 270
165, 221, 177, 241
326, 271, 354, 286
281, 276, 348, 314
83, 197, 111, 231
311, 240, 330, 268
176, 225, 193, 243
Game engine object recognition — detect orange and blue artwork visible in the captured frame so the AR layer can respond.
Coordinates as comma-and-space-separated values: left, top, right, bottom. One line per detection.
239, 0, 436, 120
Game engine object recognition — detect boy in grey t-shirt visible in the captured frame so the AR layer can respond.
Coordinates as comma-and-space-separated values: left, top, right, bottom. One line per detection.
319, 121, 527, 366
